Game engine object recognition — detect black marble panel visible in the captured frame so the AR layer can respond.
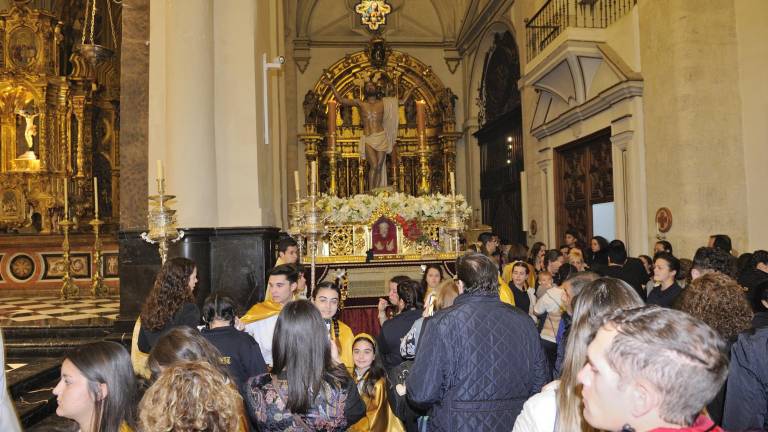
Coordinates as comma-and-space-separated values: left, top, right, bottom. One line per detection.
209, 227, 280, 313
118, 227, 280, 323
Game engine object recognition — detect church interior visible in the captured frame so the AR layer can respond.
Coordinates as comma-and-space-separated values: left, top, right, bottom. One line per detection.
0, 0, 766, 429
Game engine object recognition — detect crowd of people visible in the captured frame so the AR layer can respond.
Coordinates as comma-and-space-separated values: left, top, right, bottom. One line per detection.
2, 234, 767, 432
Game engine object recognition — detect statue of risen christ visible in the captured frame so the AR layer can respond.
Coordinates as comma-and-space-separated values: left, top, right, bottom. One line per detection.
325, 78, 418, 190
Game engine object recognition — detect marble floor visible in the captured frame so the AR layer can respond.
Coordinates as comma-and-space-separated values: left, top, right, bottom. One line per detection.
0, 295, 120, 327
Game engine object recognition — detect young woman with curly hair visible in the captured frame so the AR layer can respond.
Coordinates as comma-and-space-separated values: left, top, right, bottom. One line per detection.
139, 361, 242, 432
676, 272, 754, 424
138, 257, 200, 353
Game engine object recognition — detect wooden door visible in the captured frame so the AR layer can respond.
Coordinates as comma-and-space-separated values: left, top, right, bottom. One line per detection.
555, 128, 613, 245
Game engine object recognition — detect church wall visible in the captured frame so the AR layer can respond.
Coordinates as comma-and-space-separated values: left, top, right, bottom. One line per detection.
639, 0, 749, 257
735, 0, 768, 251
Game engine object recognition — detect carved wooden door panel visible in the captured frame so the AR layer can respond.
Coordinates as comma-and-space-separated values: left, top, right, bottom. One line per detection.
555, 129, 613, 245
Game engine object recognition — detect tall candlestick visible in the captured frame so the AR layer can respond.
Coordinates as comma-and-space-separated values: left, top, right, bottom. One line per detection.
327, 100, 337, 134
311, 161, 317, 195
93, 177, 99, 218
450, 171, 455, 197
416, 100, 426, 132
294, 170, 301, 198
64, 177, 68, 218
156, 159, 164, 181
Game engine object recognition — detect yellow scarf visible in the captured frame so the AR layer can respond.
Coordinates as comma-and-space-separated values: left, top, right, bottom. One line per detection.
240, 300, 283, 324
498, 275, 516, 306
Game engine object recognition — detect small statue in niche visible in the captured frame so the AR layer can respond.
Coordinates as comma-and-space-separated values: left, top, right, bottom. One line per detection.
16, 107, 39, 154
440, 87, 458, 122
340, 104, 353, 129
302, 90, 319, 125
404, 96, 416, 127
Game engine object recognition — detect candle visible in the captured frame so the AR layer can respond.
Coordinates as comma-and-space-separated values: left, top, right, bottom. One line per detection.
416, 100, 426, 132
63, 177, 68, 218
156, 159, 164, 181
294, 170, 300, 198
327, 100, 337, 135
311, 161, 318, 195
93, 177, 99, 218
450, 171, 455, 196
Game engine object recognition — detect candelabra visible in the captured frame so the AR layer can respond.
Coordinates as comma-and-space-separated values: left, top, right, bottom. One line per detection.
304, 162, 326, 291
141, 177, 184, 265
288, 198, 306, 260
89, 217, 108, 297
417, 130, 431, 196
444, 196, 464, 253
60, 218, 79, 299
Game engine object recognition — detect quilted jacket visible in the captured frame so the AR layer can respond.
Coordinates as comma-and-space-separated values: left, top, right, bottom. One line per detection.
406, 291, 549, 431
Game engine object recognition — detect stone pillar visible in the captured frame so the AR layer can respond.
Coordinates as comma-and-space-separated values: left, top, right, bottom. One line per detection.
162, 0, 218, 228
536, 155, 555, 247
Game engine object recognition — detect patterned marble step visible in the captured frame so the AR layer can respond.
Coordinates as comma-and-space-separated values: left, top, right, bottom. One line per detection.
6, 357, 60, 399
5, 336, 110, 358
14, 377, 58, 429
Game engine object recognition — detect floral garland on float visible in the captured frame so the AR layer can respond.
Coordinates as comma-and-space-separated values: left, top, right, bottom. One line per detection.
310, 191, 472, 257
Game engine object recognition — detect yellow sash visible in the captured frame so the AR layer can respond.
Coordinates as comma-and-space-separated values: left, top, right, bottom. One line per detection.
498, 275, 516, 306
240, 300, 283, 325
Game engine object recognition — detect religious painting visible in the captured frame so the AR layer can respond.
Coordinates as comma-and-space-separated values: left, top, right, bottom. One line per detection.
41, 253, 91, 280
102, 253, 119, 278
371, 216, 397, 255
355, 1, 392, 31
8, 27, 38, 68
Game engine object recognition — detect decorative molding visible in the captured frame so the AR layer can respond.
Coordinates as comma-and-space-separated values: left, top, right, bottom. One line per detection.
443, 46, 461, 73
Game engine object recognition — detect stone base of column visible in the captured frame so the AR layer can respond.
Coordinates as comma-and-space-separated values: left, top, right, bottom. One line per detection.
116, 226, 280, 332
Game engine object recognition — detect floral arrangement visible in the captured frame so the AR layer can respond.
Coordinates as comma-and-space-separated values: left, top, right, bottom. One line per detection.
316, 192, 471, 225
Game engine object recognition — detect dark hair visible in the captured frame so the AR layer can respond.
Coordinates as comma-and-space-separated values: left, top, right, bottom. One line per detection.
510, 261, 530, 289
544, 249, 564, 269
754, 280, 768, 313
421, 264, 444, 291
478, 232, 494, 245
752, 250, 768, 267
278, 237, 298, 254
66, 341, 137, 432
389, 275, 411, 286
606, 240, 628, 265
352, 335, 387, 398
311, 281, 343, 346
591, 236, 609, 252
710, 234, 732, 254
506, 243, 529, 263
528, 242, 546, 264
397, 279, 423, 311
268, 263, 300, 285
656, 240, 673, 253
202, 293, 238, 328
654, 252, 681, 278
147, 326, 228, 382
676, 273, 753, 341
655, 240, 673, 255
692, 247, 736, 277
736, 253, 754, 279
272, 300, 349, 414
638, 255, 653, 275
141, 257, 196, 331
564, 229, 582, 244
564, 271, 600, 299
456, 253, 499, 294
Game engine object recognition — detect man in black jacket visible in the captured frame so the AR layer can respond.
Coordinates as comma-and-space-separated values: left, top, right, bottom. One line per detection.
406, 253, 549, 431
600, 240, 648, 300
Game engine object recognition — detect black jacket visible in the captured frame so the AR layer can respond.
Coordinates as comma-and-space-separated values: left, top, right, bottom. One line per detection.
599, 259, 649, 300
200, 325, 268, 390
138, 302, 200, 353
406, 291, 549, 431
378, 309, 422, 369
722, 326, 768, 431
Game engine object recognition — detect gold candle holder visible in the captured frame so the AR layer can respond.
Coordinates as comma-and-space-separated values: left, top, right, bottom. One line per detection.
303, 162, 326, 291
89, 218, 108, 297
288, 198, 306, 260
417, 130, 431, 195
141, 177, 184, 265
60, 219, 79, 299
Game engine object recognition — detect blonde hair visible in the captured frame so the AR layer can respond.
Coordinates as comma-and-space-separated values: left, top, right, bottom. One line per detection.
139, 361, 242, 432
433, 279, 459, 311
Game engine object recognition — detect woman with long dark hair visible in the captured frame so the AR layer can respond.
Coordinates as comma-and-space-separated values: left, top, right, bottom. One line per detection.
312, 281, 355, 372
138, 257, 200, 353
244, 300, 365, 431
527, 242, 547, 274
587, 236, 609, 267
53, 341, 137, 432
349, 334, 404, 432
377, 279, 423, 368
420, 264, 443, 309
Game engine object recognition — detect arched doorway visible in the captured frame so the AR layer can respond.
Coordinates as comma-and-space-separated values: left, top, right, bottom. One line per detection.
474, 31, 525, 245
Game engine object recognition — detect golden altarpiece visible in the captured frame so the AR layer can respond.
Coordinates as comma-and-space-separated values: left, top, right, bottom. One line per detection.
0, 3, 118, 234
294, 40, 469, 277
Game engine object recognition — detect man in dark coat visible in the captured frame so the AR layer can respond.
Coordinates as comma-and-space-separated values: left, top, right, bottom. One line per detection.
406, 253, 549, 431
722, 326, 768, 430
